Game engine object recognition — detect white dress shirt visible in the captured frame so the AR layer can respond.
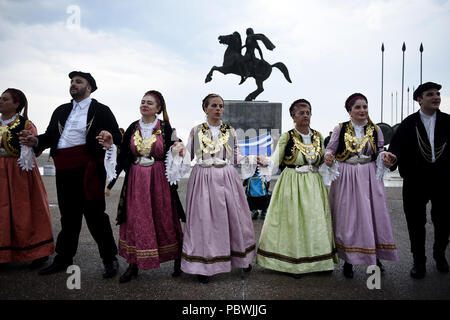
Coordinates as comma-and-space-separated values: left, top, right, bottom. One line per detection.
57, 97, 92, 149
419, 110, 436, 162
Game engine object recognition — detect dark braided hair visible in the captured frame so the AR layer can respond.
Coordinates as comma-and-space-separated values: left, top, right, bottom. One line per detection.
3, 88, 28, 120
143, 90, 170, 124
202, 93, 224, 112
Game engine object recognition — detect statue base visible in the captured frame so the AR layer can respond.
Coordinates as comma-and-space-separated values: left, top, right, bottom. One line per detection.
223, 100, 282, 152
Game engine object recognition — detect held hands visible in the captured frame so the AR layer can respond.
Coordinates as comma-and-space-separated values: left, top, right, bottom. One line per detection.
96, 130, 113, 150
324, 152, 335, 167
382, 152, 397, 168
256, 155, 268, 167
17, 130, 38, 147
172, 141, 186, 157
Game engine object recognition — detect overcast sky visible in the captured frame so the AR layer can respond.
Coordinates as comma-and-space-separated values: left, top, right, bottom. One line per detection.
1, 0, 449, 141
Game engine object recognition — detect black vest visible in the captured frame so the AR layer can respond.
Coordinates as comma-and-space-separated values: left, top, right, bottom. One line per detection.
335, 121, 379, 162
1, 115, 28, 157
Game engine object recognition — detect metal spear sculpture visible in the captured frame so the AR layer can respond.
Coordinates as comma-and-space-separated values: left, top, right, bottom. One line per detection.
381, 43, 385, 123
420, 43, 423, 84
401, 42, 406, 121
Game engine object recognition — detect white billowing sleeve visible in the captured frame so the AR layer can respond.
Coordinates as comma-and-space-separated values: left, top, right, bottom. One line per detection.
165, 146, 191, 185
17, 145, 36, 171
376, 151, 390, 181
104, 144, 117, 182
318, 160, 340, 186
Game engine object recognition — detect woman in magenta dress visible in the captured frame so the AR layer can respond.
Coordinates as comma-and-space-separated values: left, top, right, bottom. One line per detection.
0, 88, 54, 268
115, 90, 186, 283
181, 94, 255, 283
324, 93, 398, 278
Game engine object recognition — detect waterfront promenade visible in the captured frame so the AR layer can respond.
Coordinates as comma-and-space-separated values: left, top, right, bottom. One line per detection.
0, 157, 449, 301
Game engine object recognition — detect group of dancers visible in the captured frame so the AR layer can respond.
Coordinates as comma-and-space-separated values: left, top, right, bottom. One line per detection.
1, 71, 448, 285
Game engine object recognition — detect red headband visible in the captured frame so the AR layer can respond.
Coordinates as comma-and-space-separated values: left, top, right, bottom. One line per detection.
346, 95, 366, 108
148, 93, 161, 106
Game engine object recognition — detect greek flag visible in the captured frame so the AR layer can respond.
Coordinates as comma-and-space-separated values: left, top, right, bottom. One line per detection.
238, 132, 272, 156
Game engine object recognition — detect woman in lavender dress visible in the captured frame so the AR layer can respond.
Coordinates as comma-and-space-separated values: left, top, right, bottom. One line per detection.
325, 93, 398, 278
115, 90, 186, 283
181, 94, 255, 283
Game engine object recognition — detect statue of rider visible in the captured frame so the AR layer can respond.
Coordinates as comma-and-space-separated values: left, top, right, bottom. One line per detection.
239, 28, 276, 84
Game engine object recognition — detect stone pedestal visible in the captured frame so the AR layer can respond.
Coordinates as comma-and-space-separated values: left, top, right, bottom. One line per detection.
223, 100, 282, 147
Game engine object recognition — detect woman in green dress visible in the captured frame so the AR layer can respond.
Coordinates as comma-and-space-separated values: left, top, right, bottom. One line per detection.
255, 99, 337, 278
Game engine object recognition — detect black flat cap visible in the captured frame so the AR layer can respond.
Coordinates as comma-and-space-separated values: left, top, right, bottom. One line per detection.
413, 82, 441, 101
69, 71, 97, 93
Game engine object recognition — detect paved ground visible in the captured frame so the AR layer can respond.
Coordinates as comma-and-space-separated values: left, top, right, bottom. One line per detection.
1, 160, 449, 302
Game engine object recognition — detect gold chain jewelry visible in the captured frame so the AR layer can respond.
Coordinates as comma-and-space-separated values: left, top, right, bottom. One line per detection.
0, 116, 20, 146
198, 125, 230, 154
344, 122, 374, 154
292, 131, 321, 161
134, 129, 161, 155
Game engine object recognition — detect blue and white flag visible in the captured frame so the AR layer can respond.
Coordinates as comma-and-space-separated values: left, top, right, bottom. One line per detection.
238, 132, 272, 156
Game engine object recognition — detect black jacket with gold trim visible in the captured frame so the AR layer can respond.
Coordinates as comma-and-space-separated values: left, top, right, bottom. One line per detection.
34, 99, 122, 158
388, 110, 450, 179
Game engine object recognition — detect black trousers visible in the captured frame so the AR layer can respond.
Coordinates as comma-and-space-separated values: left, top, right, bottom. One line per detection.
402, 173, 450, 264
54, 166, 118, 265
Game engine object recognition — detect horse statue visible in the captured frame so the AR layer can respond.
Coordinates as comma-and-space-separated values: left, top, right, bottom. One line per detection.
205, 31, 292, 101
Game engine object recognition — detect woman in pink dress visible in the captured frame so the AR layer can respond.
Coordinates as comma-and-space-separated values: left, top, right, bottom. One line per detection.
115, 90, 185, 283
325, 93, 398, 278
181, 94, 255, 283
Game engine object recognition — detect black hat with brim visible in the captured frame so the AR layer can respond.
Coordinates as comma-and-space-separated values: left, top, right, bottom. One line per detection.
413, 82, 441, 101
69, 71, 97, 93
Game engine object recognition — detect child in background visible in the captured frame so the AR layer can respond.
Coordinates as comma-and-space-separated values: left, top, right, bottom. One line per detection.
243, 168, 271, 220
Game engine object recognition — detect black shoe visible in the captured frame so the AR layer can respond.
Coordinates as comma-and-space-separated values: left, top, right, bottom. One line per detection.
119, 264, 138, 283
251, 210, 259, 220
260, 211, 266, 219
410, 263, 426, 279
103, 260, 119, 279
343, 262, 353, 279
243, 264, 252, 273
172, 258, 182, 277
197, 275, 210, 283
29, 256, 49, 270
38, 260, 70, 275
434, 256, 449, 273
376, 259, 385, 272
289, 273, 302, 279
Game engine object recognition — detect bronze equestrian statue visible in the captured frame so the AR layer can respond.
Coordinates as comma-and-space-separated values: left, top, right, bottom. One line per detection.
205, 29, 292, 101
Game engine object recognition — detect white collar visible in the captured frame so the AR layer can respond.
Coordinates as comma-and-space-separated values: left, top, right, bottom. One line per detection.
419, 110, 436, 120
0, 113, 18, 126
295, 127, 311, 137
139, 117, 158, 130
72, 96, 92, 110
206, 119, 222, 129
351, 119, 368, 128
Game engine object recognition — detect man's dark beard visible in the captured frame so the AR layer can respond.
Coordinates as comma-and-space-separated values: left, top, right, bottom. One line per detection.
70, 86, 87, 100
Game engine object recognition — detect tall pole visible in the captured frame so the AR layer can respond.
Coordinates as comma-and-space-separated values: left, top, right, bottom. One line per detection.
420, 43, 423, 84
396, 91, 398, 124
407, 87, 410, 116
401, 42, 406, 121
391, 92, 393, 125
381, 43, 385, 123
